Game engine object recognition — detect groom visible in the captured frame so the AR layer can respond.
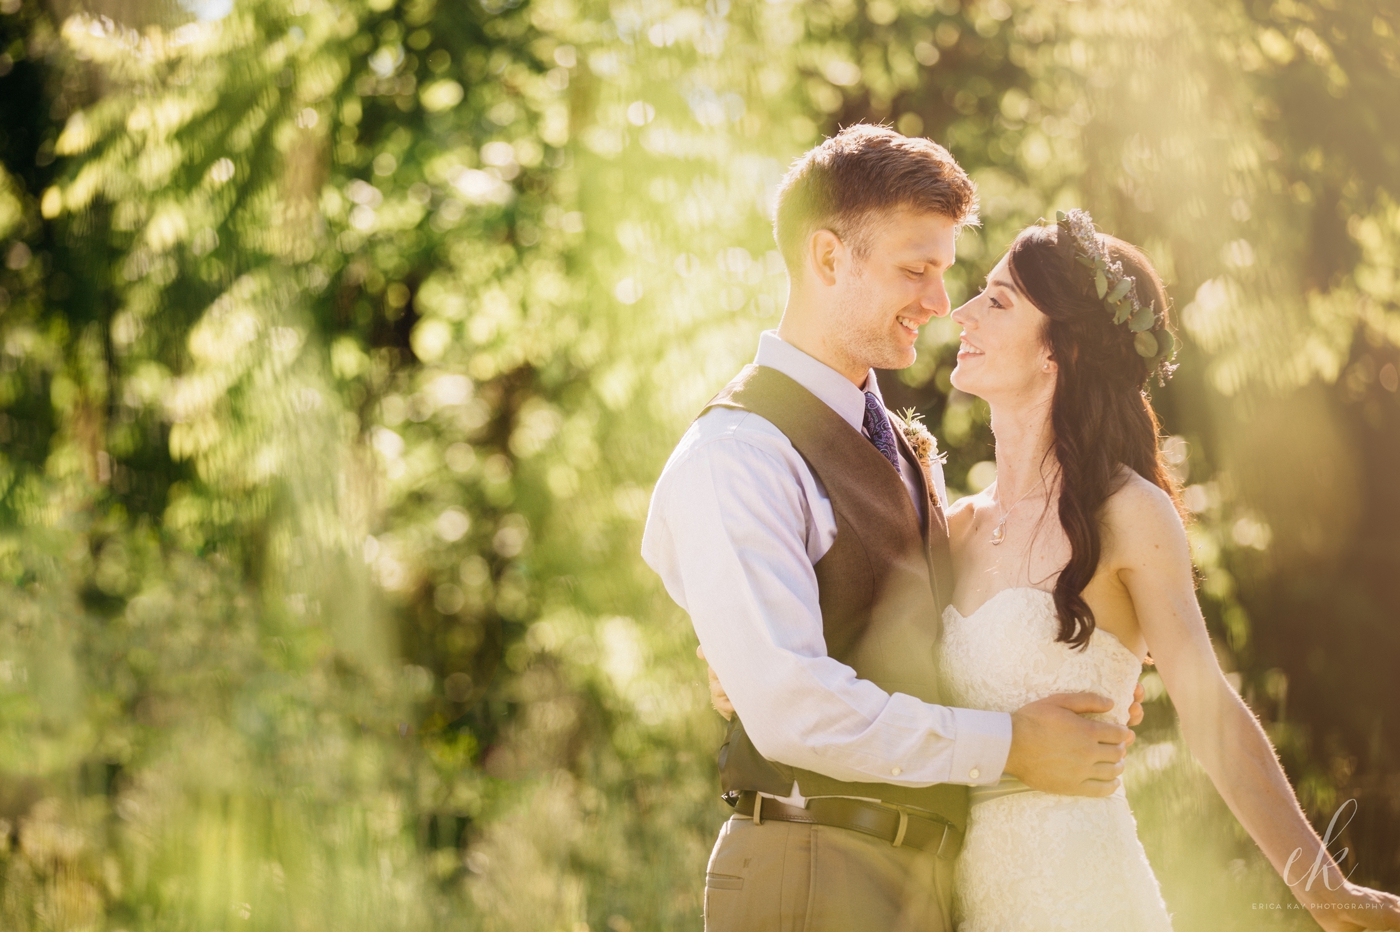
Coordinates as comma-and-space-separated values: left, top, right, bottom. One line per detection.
642, 125, 1140, 931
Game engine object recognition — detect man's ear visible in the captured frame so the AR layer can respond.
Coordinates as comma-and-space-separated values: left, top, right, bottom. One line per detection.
807, 228, 845, 288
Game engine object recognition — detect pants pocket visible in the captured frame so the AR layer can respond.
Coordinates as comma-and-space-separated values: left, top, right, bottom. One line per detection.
705, 872, 744, 891
704, 873, 745, 930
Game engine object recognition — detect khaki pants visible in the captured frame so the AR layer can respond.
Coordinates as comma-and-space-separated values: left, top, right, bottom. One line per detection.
703, 814, 955, 932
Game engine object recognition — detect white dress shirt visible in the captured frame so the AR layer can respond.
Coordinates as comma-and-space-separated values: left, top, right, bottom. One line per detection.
642, 331, 1012, 794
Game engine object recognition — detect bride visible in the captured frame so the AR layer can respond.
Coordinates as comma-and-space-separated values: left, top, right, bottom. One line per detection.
940, 209, 1400, 930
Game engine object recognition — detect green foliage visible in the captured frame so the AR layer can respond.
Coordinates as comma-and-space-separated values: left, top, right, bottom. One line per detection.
1, 0, 1398, 929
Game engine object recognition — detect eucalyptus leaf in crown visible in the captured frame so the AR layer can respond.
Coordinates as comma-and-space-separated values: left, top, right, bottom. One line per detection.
1056, 209, 1178, 384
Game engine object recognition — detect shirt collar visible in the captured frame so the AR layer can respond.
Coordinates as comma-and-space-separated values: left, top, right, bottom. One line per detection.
753, 330, 881, 433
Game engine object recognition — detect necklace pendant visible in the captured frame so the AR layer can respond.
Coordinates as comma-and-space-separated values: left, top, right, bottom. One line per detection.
990, 522, 1006, 546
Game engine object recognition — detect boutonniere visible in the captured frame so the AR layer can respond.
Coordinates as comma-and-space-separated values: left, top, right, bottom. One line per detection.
896, 408, 947, 471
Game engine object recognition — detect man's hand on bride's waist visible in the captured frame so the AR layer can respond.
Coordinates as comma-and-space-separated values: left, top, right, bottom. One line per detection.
1127, 680, 1145, 737
1004, 692, 1132, 798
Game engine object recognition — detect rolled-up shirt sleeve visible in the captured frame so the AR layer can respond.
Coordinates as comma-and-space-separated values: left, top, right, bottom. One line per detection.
642, 416, 1010, 787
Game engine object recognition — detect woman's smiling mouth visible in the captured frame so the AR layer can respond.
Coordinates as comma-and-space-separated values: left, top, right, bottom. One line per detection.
958, 335, 985, 358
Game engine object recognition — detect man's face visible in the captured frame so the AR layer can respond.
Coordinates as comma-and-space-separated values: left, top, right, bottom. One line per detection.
827, 208, 958, 376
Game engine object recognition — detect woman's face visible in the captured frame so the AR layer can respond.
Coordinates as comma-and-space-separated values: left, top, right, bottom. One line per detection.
949, 252, 1057, 403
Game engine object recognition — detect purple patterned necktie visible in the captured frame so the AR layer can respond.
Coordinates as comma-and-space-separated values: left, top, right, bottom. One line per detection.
863, 391, 901, 475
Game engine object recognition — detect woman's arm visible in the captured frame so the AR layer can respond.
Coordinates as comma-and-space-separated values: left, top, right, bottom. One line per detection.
1111, 478, 1400, 932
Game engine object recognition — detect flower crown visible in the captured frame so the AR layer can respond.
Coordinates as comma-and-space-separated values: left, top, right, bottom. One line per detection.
1054, 208, 1177, 383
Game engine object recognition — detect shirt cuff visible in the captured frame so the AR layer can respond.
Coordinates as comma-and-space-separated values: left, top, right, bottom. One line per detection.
947, 708, 1013, 786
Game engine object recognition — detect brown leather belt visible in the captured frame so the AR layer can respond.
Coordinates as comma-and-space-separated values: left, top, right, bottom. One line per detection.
729, 791, 963, 860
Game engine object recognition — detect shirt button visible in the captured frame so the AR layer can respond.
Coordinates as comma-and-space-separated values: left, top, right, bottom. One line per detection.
891, 766, 902, 776
969, 768, 981, 780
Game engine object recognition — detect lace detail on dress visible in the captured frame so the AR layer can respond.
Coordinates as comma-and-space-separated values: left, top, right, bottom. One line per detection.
942, 588, 1173, 932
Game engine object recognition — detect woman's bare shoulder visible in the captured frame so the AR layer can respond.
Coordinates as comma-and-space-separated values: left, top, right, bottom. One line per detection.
1102, 468, 1188, 563
1105, 468, 1177, 515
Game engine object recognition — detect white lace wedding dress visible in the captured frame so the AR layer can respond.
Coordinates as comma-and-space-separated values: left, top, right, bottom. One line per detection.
941, 587, 1174, 931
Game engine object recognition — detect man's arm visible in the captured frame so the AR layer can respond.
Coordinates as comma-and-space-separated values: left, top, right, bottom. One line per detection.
700, 643, 1145, 733
643, 418, 1010, 787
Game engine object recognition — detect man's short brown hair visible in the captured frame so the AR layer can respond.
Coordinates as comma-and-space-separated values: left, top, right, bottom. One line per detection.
773, 124, 978, 271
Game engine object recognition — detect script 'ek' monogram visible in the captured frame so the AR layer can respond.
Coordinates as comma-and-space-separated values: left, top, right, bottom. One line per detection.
1284, 798, 1361, 891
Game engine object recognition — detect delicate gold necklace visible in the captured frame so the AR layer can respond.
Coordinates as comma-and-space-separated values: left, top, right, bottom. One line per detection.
989, 479, 1046, 546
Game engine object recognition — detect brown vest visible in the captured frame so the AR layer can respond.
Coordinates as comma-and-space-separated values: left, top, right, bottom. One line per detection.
702, 364, 968, 828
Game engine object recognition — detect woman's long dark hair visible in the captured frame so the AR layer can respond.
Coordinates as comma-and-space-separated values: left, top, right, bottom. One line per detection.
1007, 224, 1184, 649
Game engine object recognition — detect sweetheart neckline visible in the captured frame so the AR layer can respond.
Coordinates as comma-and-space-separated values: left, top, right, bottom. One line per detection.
945, 586, 1148, 664
948, 585, 1053, 622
